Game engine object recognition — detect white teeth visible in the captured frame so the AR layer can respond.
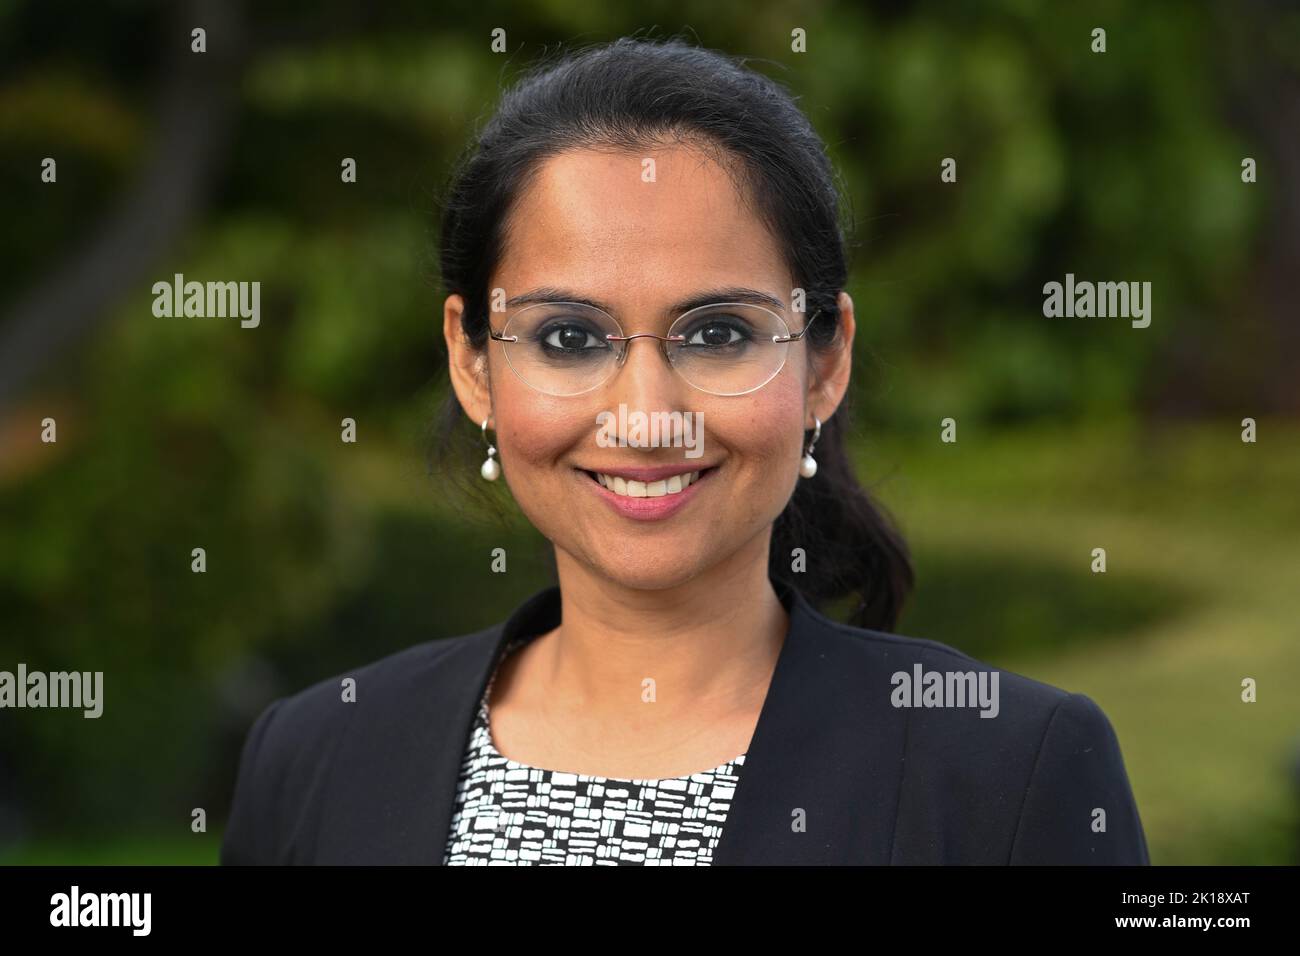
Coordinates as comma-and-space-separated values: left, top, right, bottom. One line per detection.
594, 470, 702, 498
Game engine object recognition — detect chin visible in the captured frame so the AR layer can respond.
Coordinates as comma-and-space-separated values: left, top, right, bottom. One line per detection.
583, 553, 711, 593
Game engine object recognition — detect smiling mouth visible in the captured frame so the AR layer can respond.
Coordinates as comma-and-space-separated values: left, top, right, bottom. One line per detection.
580, 466, 717, 498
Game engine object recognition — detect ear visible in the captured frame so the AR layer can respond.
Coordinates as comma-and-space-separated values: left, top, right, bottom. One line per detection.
806, 290, 855, 423
443, 294, 493, 426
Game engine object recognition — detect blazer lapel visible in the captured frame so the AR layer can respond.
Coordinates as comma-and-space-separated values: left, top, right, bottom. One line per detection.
711, 579, 906, 864
316, 585, 560, 864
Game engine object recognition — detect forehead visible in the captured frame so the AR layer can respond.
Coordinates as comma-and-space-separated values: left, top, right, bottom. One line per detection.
495, 145, 792, 310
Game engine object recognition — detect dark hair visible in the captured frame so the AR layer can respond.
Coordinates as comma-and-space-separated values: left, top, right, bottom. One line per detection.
432, 35, 913, 631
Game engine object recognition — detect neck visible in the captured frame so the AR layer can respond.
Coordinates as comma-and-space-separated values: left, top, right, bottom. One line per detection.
537, 533, 790, 724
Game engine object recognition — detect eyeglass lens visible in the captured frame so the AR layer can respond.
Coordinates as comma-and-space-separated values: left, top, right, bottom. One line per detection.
496, 302, 797, 396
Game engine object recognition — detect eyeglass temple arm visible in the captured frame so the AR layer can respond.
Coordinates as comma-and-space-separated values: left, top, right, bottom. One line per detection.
771, 308, 825, 343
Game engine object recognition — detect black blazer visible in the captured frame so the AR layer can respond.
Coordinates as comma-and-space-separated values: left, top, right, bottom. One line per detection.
220, 575, 1150, 865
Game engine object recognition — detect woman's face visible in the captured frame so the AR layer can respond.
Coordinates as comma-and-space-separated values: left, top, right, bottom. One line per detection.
446, 144, 852, 590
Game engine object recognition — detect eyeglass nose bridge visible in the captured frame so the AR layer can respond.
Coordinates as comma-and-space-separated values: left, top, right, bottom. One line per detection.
604, 330, 685, 369
604, 331, 686, 343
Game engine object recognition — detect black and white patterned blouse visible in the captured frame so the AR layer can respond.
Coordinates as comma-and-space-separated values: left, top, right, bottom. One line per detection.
442, 634, 747, 865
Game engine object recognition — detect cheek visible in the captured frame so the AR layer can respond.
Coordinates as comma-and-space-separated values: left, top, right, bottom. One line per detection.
698, 377, 806, 524
491, 388, 598, 520
498, 400, 571, 465
487, 361, 573, 464
742, 373, 808, 520
724, 370, 807, 465
494, 411, 578, 538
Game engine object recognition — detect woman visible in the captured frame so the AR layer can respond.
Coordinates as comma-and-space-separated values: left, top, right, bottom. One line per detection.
221, 37, 1149, 865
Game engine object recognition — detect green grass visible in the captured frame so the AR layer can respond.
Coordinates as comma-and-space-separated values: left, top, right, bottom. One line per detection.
858, 419, 1300, 864
0, 833, 222, 865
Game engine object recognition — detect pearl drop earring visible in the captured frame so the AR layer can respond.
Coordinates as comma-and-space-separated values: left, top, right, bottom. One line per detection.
480, 417, 500, 481
800, 417, 821, 479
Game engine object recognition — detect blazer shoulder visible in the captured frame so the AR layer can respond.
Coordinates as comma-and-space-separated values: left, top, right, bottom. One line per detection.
802, 610, 1148, 863
219, 621, 503, 864
811, 608, 1074, 715
273, 622, 500, 732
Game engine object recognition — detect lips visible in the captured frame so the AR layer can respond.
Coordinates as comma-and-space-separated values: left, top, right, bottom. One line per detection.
584, 462, 714, 482
587, 468, 703, 498
578, 465, 717, 519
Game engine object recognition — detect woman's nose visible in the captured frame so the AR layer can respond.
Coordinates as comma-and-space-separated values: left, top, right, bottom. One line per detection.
606, 335, 688, 418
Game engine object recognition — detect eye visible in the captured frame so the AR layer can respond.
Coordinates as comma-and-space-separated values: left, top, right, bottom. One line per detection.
539, 322, 607, 352
682, 317, 751, 348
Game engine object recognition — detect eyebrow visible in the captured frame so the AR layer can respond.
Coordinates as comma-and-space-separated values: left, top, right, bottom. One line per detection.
503, 286, 787, 315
